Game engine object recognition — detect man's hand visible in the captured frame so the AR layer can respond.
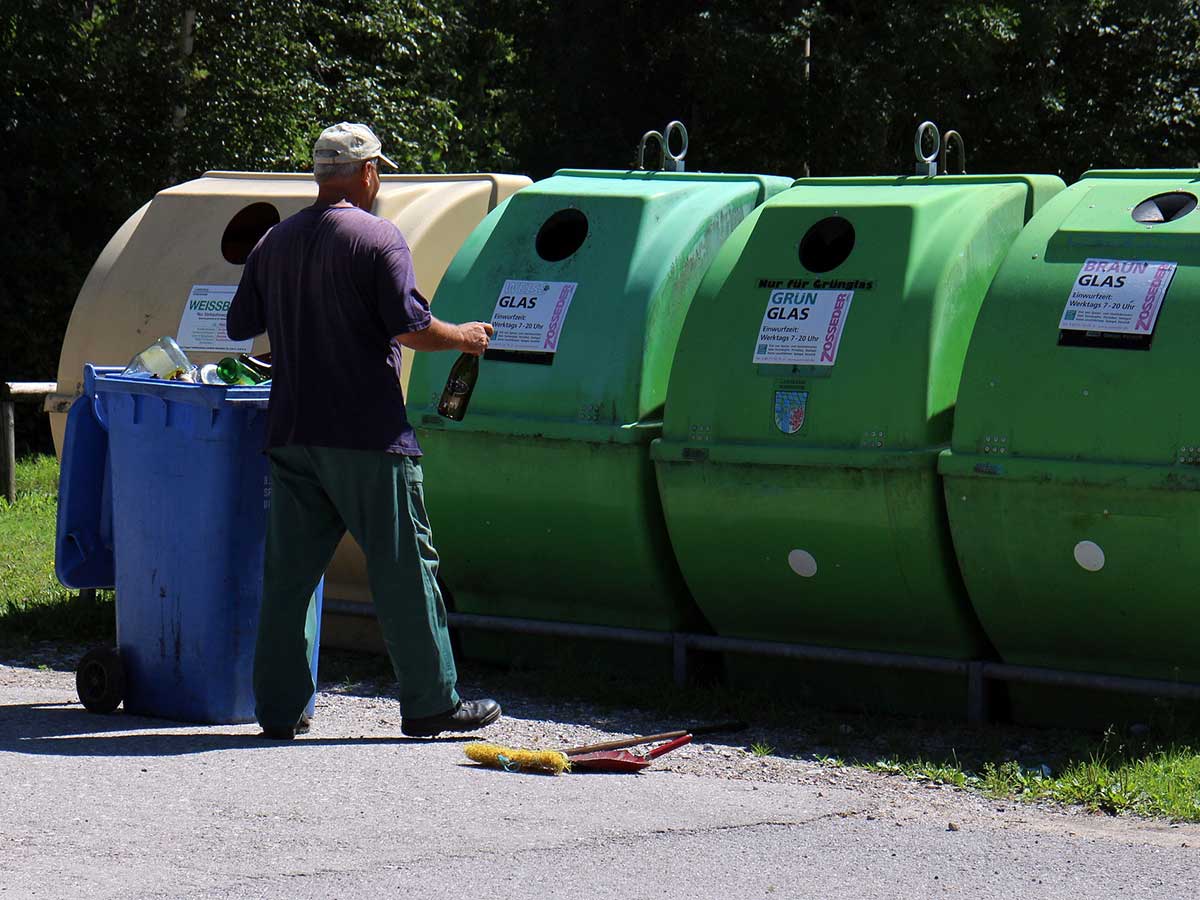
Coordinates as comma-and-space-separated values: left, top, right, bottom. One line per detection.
458, 321, 494, 356
396, 317, 494, 353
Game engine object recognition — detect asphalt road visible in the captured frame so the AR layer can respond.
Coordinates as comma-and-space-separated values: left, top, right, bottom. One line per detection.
2, 665, 1197, 900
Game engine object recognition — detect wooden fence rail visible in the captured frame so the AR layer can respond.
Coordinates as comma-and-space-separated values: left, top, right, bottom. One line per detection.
1, 382, 57, 503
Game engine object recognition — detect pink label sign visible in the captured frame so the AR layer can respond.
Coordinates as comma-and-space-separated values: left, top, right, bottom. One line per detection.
489, 279, 578, 354
1059, 259, 1177, 335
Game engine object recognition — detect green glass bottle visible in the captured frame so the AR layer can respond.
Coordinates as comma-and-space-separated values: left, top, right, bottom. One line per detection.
437, 353, 479, 421
238, 353, 272, 381
216, 357, 265, 385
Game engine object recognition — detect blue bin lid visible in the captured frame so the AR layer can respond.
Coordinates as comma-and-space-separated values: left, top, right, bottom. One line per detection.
55, 388, 115, 589
92, 370, 270, 409
55, 365, 270, 590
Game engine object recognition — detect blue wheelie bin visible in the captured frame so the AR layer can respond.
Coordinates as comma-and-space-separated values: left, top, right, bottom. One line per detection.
56, 365, 322, 724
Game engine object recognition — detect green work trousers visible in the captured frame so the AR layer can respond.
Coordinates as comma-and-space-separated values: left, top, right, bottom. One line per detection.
254, 445, 459, 731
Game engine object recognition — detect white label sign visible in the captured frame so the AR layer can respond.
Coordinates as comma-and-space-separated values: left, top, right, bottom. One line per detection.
753, 289, 854, 366
488, 280, 577, 353
1059, 259, 1177, 334
177, 284, 252, 353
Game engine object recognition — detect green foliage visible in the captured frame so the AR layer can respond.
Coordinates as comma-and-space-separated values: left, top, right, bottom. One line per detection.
479, 0, 1200, 179
0, 0, 509, 455
176, 0, 477, 175
4, 2, 1200, 455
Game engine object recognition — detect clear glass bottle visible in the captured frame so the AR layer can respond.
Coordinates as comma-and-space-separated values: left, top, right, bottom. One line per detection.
197, 363, 225, 385
122, 337, 193, 380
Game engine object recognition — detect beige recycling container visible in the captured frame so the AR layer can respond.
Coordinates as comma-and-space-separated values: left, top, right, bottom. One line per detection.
51, 170, 530, 630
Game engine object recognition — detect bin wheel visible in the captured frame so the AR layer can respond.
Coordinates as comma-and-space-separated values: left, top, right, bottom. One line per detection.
76, 647, 125, 714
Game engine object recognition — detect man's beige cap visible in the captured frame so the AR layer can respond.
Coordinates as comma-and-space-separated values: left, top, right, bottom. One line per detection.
312, 122, 398, 169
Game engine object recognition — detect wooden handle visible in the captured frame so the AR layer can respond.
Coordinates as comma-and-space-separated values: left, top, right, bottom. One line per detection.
560, 730, 687, 756
559, 720, 745, 756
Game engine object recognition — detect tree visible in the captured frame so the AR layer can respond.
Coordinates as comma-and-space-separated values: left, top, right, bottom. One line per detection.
0, 0, 500, 452
5, 1, 1200, 455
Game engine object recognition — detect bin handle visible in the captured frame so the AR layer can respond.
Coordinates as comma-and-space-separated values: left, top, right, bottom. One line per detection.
637, 120, 689, 172
83, 364, 123, 433
91, 395, 108, 432
638, 129, 664, 171
221, 394, 271, 405
663, 120, 688, 171
940, 129, 967, 174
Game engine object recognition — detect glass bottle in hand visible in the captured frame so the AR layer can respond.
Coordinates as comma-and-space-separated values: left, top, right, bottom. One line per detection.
437, 353, 479, 421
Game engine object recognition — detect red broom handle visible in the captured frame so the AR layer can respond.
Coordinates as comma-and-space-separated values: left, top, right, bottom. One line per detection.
646, 734, 693, 759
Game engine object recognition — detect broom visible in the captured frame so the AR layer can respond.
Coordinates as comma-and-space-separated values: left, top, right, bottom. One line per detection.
464, 721, 746, 775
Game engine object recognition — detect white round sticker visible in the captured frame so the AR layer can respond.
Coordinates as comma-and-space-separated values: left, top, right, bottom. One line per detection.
788, 549, 818, 578
1074, 540, 1105, 572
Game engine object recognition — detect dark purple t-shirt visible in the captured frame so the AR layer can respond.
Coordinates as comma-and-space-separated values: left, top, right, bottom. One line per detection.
227, 202, 430, 455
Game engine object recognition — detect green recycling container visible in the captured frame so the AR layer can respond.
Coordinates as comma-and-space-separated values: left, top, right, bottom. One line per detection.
407, 169, 792, 629
940, 169, 1200, 681
652, 173, 1064, 658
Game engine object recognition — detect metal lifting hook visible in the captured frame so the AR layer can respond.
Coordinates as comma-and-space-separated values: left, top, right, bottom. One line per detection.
913, 121, 966, 176
914, 121, 940, 176
941, 129, 967, 175
637, 120, 689, 172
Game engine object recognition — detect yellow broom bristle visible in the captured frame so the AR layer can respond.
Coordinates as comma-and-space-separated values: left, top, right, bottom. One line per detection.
464, 742, 570, 775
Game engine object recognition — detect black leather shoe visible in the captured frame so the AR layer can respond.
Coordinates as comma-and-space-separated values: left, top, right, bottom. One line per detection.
401, 699, 501, 737
260, 712, 311, 740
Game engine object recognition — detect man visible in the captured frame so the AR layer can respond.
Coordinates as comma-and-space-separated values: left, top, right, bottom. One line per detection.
226, 122, 500, 740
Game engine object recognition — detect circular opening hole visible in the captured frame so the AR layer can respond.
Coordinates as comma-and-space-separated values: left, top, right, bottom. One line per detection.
535, 208, 588, 262
799, 216, 855, 273
1132, 191, 1197, 224
221, 202, 281, 264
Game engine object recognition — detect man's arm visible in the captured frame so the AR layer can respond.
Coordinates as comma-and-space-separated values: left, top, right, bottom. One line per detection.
396, 317, 494, 356
227, 252, 266, 341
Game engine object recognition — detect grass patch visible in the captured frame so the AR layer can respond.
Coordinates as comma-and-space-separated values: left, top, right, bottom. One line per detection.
0, 455, 114, 650
809, 717, 1200, 820
973, 734, 1200, 819
866, 756, 970, 788
860, 732, 1200, 819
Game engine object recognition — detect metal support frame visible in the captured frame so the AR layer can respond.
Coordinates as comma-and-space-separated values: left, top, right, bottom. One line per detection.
0, 399, 13, 504
966, 662, 988, 725
672, 634, 689, 688
0, 382, 56, 504
323, 599, 1200, 723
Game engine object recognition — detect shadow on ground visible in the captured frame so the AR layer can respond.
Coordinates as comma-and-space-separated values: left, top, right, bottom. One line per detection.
0, 700, 475, 758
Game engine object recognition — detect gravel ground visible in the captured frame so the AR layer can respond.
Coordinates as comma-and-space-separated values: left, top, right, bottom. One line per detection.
0, 640, 1178, 790
4, 645, 1200, 899
1, 641, 833, 783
